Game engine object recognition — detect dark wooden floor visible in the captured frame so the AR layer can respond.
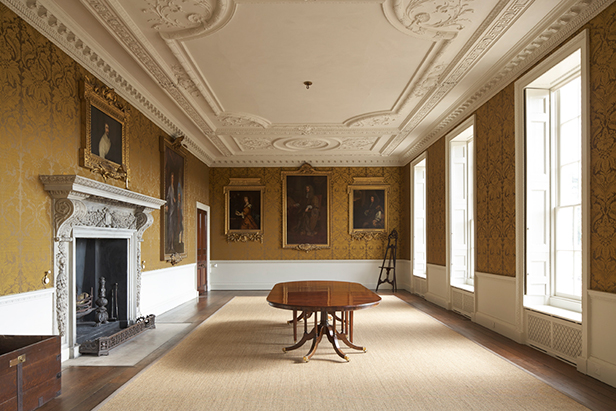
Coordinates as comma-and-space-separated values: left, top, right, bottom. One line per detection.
40, 290, 616, 411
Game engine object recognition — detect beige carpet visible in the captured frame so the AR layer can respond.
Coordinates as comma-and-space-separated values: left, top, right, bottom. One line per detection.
96, 296, 588, 411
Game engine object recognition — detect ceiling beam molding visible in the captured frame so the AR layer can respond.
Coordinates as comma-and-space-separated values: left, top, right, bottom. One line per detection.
400, 0, 611, 163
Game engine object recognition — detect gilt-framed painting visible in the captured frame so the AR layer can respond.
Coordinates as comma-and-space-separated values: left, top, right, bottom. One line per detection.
348, 178, 389, 240
79, 78, 129, 185
282, 164, 331, 251
224, 178, 265, 243
161, 137, 187, 264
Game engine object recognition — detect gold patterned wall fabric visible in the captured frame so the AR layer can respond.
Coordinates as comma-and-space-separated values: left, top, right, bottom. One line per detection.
475, 86, 516, 277
426, 138, 446, 266
210, 167, 409, 261
0, 5, 209, 297
588, 2, 616, 293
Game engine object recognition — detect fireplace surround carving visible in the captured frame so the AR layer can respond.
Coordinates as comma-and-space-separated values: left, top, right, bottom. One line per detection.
40, 175, 165, 357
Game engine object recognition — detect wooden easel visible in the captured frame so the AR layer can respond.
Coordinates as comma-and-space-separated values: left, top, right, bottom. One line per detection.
376, 229, 397, 292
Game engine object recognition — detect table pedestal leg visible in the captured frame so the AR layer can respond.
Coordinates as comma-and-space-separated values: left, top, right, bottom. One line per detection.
283, 310, 367, 362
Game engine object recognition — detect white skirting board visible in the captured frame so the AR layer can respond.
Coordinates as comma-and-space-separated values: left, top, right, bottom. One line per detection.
209, 260, 410, 291
582, 290, 616, 388
140, 263, 199, 316
474, 271, 522, 343
396, 259, 412, 291
0, 288, 56, 336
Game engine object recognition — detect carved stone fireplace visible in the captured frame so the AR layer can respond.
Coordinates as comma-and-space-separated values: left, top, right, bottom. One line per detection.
40, 175, 166, 359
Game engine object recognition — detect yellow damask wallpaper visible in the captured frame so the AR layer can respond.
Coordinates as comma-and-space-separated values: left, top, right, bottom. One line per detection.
0, 5, 209, 297
210, 167, 409, 261
475, 86, 516, 277
588, 2, 616, 293
426, 138, 446, 266
422, 2, 616, 294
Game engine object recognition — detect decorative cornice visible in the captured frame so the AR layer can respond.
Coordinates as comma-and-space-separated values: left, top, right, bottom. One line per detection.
351, 232, 387, 241
142, 0, 216, 31
346, 113, 398, 127
401, 0, 610, 162
211, 155, 401, 167
384, 0, 475, 40
294, 244, 329, 252
226, 233, 264, 243
218, 113, 271, 128
1, 0, 216, 165
167, 252, 186, 265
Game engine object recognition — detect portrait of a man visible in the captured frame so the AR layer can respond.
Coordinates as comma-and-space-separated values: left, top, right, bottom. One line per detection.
90, 105, 123, 165
229, 190, 261, 231
284, 172, 330, 247
353, 189, 386, 230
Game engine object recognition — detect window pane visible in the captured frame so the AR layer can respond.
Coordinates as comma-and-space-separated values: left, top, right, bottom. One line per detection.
560, 117, 581, 165
559, 162, 580, 206
556, 250, 574, 296
574, 205, 582, 251
556, 207, 573, 251
559, 77, 581, 122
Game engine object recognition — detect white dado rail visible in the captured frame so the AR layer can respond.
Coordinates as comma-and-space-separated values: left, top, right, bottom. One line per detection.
40, 175, 165, 356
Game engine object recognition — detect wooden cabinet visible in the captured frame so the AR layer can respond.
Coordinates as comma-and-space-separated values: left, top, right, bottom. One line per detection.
0, 336, 61, 411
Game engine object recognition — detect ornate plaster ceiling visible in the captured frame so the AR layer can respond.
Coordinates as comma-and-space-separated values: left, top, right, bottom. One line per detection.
5, 0, 612, 166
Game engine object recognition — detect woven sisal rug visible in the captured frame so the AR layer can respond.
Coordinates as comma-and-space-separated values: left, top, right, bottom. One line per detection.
96, 295, 588, 410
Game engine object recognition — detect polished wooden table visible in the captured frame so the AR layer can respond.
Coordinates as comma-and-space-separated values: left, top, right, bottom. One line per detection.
267, 281, 381, 362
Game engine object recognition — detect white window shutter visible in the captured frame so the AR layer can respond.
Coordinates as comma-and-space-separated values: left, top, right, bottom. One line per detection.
451, 141, 468, 283
525, 88, 551, 300
414, 163, 426, 276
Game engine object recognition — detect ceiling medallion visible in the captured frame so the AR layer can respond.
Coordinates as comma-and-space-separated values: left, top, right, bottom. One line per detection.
273, 138, 339, 152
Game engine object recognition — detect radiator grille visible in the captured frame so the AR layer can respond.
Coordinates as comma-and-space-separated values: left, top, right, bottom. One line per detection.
528, 314, 551, 346
452, 288, 474, 318
526, 310, 581, 363
553, 322, 582, 358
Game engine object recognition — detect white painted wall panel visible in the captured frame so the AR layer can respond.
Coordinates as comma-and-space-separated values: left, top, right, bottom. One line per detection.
140, 264, 198, 316
475, 271, 521, 342
210, 260, 385, 290
587, 290, 616, 387
425, 264, 448, 308
0, 289, 55, 335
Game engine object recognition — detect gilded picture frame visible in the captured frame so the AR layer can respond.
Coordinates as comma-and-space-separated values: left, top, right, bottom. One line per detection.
348, 178, 389, 241
161, 137, 187, 264
79, 78, 129, 185
224, 178, 265, 243
282, 164, 331, 251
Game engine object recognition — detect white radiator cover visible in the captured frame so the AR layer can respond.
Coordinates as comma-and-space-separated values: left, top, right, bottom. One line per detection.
525, 309, 582, 364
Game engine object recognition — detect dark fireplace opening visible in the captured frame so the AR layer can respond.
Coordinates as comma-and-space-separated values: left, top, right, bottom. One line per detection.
75, 238, 128, 345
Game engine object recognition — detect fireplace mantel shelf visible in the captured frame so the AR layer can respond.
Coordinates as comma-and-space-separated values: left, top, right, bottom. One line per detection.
40, 175, 166, 210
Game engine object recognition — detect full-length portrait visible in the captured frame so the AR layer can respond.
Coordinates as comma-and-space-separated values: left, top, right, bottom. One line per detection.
282, 164, 331, 250
161, 138, 186, 262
